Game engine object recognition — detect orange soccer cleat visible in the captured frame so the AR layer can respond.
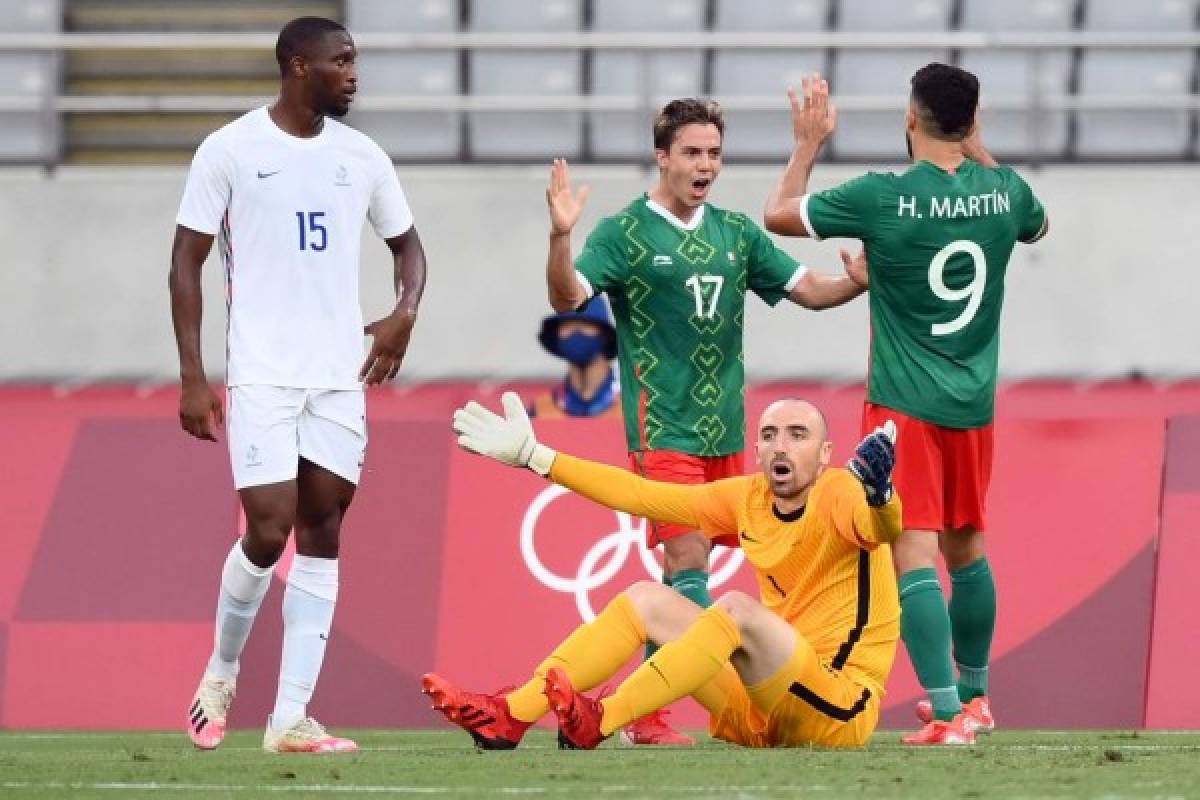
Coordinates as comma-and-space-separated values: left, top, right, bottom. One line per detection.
915, 695, 995, 734
620, 709, 696, 746
544, 667, 608, 750
902, 712, 977, 746
421, 673, 531, 750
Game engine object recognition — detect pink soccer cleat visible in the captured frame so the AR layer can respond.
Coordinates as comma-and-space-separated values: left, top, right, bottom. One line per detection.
620, 709, 696, 746
187, 674, 235, 750
902, 713, 977, 746
262, 716, 358, 753
916, 695, 995, 734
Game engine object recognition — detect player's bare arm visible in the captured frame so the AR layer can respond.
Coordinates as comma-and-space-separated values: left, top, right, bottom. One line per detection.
961, 123, 999, 169
789, 248, 868, 309
545, 158, 591, 312
361, 226, 427, 385
961, 124, 1050, 240
764, 74, 837, 238
168, 224, 224, 442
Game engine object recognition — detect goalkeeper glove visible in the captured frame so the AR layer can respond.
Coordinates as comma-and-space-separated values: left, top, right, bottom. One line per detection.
847, 420, 897, 507
452, 391, 557, 476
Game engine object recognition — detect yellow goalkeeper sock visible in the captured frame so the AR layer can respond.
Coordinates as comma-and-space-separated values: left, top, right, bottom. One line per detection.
599, 605, 741, 736
505, 593, 646, 723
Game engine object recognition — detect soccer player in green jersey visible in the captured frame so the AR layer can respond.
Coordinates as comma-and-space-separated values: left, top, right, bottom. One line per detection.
763, 66, 1048, 746
545, 98, 867, 745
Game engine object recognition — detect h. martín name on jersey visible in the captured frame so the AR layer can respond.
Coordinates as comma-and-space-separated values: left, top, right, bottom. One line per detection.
896, 191, 1012, 220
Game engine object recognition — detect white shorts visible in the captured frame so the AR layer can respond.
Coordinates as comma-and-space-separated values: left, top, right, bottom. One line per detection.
226, 385, 367, 489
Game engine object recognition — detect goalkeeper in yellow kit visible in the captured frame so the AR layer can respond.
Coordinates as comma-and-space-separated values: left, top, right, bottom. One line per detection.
423, 393, 901, 749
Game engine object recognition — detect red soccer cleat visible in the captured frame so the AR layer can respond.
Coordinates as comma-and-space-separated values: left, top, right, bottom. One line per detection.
620, 709, 696, 746
915, 695, 995, 734
902, 712, 977, 746
544, 667, 608, 750
421, 672, 531, 750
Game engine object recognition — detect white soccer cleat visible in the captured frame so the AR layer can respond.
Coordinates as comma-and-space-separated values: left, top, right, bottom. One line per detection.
262, 715, 359, 754
187, 674, 236, 750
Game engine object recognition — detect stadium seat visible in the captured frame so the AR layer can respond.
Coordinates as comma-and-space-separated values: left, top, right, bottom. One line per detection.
832, 0, 954, 160
589, 0, 706, 159
958, 0, 1073, 159
64, 0, 338, 32
0, 0, 60, 161
346, 0, 462, 160
468, 0, 583, 159
1075, 0, 1198, 157
711, 0, 830, 160
1083, 0, 1195, 31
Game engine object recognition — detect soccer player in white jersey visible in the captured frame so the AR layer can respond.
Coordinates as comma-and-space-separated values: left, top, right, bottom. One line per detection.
168, 17, 427, 754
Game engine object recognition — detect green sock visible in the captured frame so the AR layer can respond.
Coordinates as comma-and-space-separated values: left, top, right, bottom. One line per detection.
647, 568, 712, 661
899, 568, 960, 722
949, 557, 996, 703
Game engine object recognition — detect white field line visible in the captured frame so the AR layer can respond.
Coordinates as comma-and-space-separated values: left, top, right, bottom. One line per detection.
0, 783, 836, 795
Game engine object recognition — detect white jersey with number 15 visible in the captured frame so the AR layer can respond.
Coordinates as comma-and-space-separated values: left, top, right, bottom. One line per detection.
176, 106, 413, 390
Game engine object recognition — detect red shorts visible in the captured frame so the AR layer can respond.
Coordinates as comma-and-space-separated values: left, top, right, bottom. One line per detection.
861, 403, 993, 533
629, 449, 744, 548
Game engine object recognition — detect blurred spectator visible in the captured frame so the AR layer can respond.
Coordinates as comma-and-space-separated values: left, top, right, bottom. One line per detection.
529, 296, 620, 418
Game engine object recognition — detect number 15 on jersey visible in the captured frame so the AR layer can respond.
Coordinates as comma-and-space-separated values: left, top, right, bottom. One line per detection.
296, 211, 327, 251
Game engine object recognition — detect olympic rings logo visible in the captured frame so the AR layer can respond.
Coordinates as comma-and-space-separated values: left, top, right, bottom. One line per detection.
520, 484, 745, 622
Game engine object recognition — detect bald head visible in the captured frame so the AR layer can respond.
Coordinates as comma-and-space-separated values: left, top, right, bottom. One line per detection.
755, 397, 833, 503
759, 398, 828, 442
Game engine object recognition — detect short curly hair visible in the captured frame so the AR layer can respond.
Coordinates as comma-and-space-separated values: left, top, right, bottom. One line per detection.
653, 98, 725, 151
910, 63, 979, 141
275, 16, 347, 76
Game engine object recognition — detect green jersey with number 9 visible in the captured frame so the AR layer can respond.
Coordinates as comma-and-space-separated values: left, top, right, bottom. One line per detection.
803, 160, 1047, 428
575, 195, 805, 455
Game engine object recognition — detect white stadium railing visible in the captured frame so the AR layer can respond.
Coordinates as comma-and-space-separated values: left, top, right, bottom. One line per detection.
0, 32, 1197, 162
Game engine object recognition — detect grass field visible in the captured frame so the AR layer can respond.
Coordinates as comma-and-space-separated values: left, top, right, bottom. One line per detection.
3, 730, 1200, 799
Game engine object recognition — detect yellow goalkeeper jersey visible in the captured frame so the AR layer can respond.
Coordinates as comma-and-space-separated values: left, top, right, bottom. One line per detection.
549, 456, 902, 696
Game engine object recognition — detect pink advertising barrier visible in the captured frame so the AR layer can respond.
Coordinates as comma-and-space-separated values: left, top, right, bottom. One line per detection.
0, 382, 1196, 730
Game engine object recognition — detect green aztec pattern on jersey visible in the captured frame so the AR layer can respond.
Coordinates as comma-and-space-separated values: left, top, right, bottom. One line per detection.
576, 196, 800, 455
806, 161, 1046, 428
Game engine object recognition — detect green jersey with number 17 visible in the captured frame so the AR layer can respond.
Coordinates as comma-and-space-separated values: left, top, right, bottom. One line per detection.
575, 195, 805, 455
803, 160, 1047, 428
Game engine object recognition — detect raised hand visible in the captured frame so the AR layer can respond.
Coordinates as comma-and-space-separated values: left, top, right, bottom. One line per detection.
360, 308, 417, 384
546, 158, 590, 236
452, 392, 557, 475
960, 121, 998, 168
788, 73, 837, 148
179, 378, 224, 442
848, 420, 897, 506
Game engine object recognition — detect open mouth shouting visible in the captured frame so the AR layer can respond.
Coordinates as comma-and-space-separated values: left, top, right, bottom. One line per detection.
770, 459, 794, 484
690, 176, 712, 198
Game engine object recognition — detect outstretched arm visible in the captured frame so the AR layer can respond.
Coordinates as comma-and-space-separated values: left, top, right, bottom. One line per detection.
788, 248, 868, 309
764, 75, 836, 237
361, 226, 427, 384
546, 159, 591, 312
453, 392, 709, 529
168, 224, 223, 442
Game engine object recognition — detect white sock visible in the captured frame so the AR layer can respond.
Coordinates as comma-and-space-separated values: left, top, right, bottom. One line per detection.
271, 555, 338, 731
206, 540, 275, 680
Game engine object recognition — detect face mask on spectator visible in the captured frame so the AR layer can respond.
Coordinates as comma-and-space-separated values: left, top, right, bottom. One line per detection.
557, 332, 605, 366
